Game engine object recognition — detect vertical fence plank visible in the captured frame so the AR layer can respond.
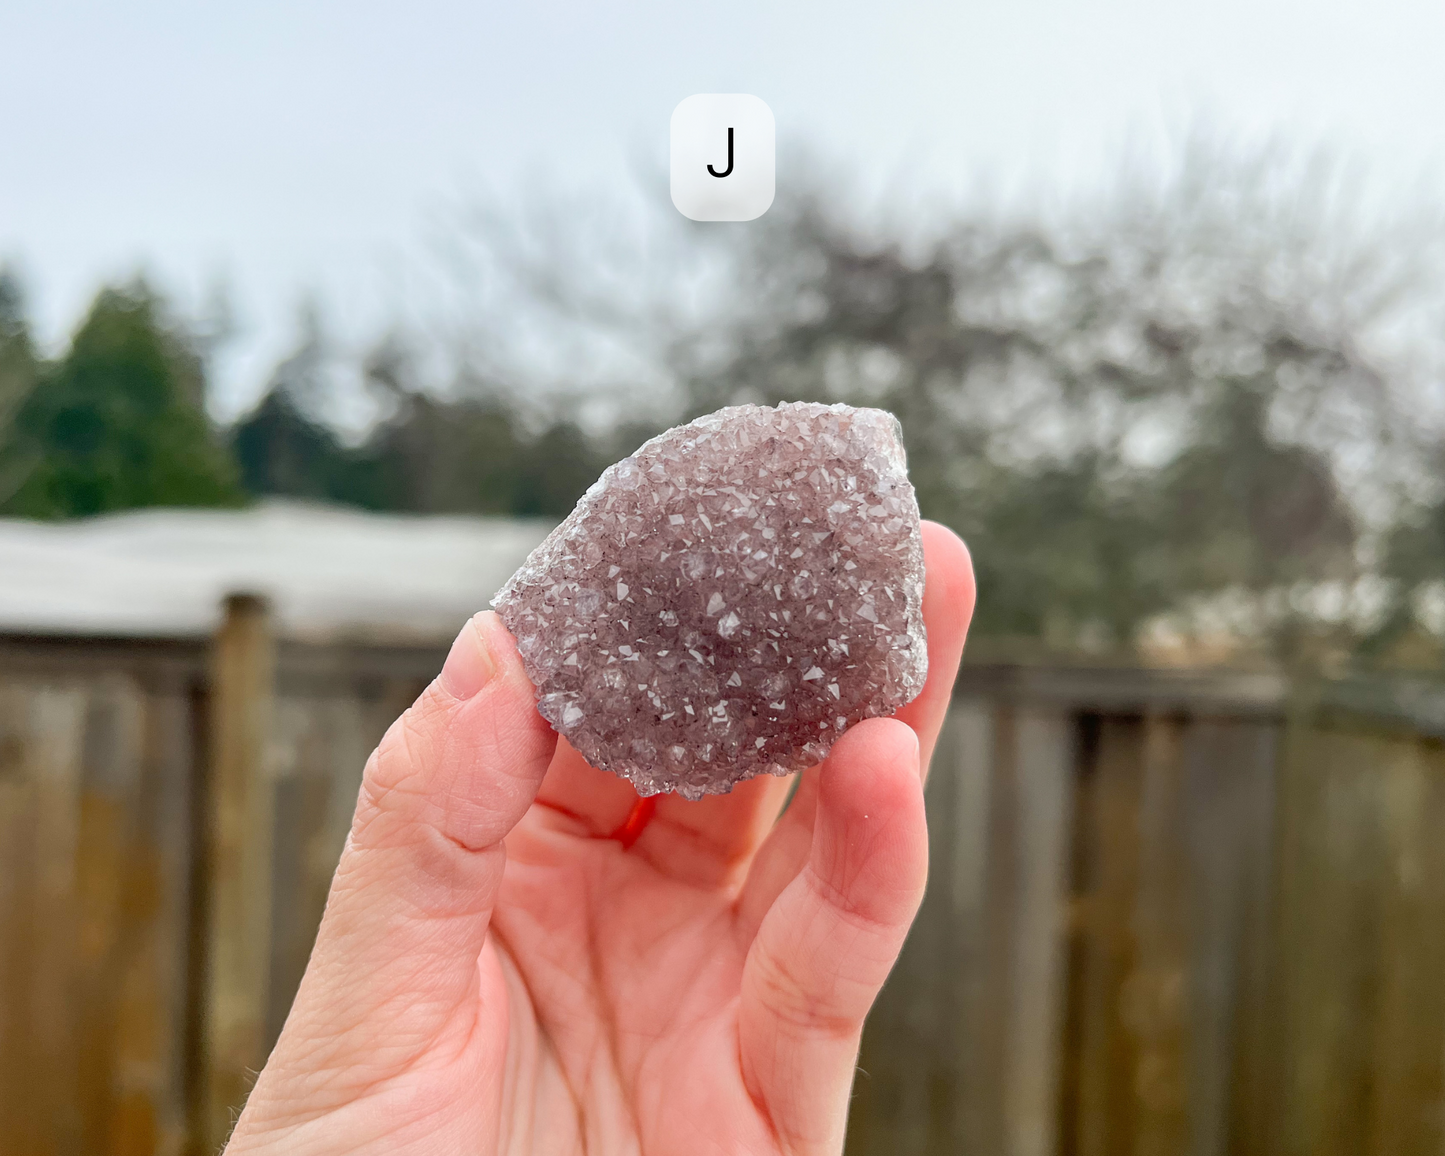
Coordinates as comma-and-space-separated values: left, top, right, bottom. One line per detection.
0, 685, 88, 1156
143, 685, 205, 1156
950, 697, 998, 1155
1130, 716, 1191, 1156
1272, 721, 1445, 1156
1182, 720, 1279, 1156
1064, 715, 1146, 1156
1364, 733, 1445, 1156
73, 680, 149, 1156
1271, 726, 1388, 1156
0, 684, 38, 1156
1002, 708, 1077, 1156
202, 595, 278, 1149
1060, 713, 1282, 1156
31, 688, 90, 1156
965, 704, 1078, 1156
905, 712, 959, 1154
969, 702, 1018, 1156
263, 697, 336, 1052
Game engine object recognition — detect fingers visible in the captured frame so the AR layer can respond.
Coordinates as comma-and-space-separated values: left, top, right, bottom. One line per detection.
641, 775, 797, 888
262, 612, 557, 1088
532, 736, 642, 835
534, 522, 974, 893
737, 719, 928, 1154
894, 521, 975, 779
732, 764, 822, 938
530, 743, 798, 889
733, 521, 973, 931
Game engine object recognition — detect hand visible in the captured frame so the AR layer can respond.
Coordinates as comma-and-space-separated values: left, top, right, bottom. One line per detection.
226, 523, 974, 1155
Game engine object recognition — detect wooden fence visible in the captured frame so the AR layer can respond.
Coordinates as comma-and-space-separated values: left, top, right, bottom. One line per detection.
2, 602, 1444, 1155
0, 601, 433, 1156
849, 666, 1445, 1156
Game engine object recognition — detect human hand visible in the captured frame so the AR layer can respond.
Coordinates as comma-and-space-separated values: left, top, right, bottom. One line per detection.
225, 522, 974, 1155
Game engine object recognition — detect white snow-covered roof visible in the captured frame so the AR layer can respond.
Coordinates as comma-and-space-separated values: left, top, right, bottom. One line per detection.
0, 502, 554, 643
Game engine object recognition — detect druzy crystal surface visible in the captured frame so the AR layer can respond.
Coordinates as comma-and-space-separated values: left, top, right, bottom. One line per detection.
491, 402, 927, 799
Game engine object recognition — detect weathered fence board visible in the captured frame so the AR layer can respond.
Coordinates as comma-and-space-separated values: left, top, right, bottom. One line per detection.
0, 667, 200, 1156
994, 707, 1076, 1156
4, 632, 1445, 1156
1267, 721, 1445, 1156
0, 631, 434, 1156
850, 672, 1445, 1156
202, 595, 277, 1150
850, 700, 1076, 1156
1366, 734, 1445, 1156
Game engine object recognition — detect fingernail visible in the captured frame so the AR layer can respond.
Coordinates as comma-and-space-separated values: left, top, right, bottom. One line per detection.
439, 613, 498, 700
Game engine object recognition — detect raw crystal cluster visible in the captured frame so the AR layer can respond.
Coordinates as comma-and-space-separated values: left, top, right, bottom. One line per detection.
491, 401, 927, 799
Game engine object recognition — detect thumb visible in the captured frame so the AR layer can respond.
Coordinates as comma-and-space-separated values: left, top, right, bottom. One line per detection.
263, 611, 555, 1078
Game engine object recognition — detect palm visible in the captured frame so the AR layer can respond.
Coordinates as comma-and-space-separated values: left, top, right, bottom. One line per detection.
487, 765, 819, 1153
227, 523, 972, 1156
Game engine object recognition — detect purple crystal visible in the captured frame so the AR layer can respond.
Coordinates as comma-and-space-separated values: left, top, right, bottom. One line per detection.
491, 402, 927, 799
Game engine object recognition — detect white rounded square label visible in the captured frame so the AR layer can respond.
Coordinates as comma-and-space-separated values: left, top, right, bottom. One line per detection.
670, 94, 775, 222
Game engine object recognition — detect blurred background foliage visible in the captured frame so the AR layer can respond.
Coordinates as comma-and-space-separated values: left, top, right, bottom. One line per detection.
3, 145, 1444, 672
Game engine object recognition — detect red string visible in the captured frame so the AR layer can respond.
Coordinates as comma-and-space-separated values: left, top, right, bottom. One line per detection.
609, 796, 659, 849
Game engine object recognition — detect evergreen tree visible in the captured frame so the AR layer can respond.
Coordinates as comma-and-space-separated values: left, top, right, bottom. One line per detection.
2, 282, 243, 519
0, 269, 41, 507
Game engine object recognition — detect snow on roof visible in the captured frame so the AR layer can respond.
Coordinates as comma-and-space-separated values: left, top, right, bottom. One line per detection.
0, 502, 555, 643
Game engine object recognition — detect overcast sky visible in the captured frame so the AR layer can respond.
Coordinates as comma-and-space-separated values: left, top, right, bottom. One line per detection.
4, 0, 1445, 415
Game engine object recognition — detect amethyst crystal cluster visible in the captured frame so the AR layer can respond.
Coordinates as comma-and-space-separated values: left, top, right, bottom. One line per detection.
492, 402, 927, 798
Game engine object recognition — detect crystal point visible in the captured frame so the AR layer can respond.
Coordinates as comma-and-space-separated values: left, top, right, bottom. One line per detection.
492, 402, 927, 799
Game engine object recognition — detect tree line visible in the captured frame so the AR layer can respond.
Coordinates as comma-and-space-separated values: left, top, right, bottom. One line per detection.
0, 277, 620, 522
3, 147, 1443, 669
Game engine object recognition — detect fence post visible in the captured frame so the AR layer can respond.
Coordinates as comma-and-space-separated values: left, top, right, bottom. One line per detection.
201, 593, 276, 1150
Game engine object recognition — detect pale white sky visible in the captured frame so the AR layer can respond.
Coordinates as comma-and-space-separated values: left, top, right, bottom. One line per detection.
3, 0, 1444, 416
